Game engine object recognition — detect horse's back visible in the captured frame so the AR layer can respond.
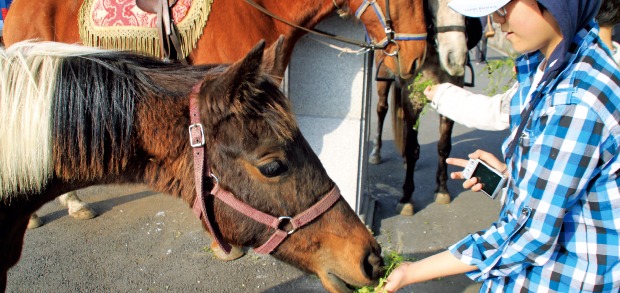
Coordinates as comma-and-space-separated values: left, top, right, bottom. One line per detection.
3, 0, 82, 46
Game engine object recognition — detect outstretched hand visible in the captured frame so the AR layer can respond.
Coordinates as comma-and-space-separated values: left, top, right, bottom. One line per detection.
446, 149, 507, 192
423, 85, 438, 101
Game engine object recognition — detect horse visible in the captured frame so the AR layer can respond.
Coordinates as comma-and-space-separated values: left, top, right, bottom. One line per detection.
0, 39, 383, 293
3, 0, 428, 231
368, 0, 478, 215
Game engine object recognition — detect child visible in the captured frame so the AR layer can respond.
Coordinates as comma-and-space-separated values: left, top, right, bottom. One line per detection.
381, 0, 620, 292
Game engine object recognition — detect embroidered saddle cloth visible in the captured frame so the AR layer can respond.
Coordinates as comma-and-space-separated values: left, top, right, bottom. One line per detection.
78, 0, 213, 59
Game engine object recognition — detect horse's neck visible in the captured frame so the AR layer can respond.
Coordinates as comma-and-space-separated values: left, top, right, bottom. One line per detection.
136, 95, 196, 203
193, 0, 338, 68
259, 0, 338, 31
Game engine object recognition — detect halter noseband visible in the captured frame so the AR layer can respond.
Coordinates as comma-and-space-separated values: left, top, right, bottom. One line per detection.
187, 84, 342, 255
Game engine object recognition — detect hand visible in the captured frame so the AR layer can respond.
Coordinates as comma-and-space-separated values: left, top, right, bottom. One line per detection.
423, 85, 438, 101
379, 262, 414, 293
446, 149, 507, 192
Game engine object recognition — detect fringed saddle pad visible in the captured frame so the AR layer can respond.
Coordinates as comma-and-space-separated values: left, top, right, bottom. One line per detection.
78, 0, 213, 59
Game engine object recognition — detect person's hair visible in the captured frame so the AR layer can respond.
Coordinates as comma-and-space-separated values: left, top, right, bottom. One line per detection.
597, 0, 620, 27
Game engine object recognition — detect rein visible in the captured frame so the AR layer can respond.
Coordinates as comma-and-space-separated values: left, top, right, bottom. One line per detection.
187, 85, 342, 255
243, 0, 427, 54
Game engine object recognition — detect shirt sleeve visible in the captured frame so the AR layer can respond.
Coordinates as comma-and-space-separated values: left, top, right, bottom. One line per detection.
449, 102, 604, 280
430, 82, 515, 131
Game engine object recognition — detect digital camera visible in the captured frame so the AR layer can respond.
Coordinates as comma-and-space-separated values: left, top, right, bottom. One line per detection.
462, 159, 507, 199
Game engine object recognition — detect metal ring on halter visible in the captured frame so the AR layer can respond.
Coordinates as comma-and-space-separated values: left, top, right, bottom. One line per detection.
383, 39, 399, 56
278, 216, 297, 234
210, 172, 220, 184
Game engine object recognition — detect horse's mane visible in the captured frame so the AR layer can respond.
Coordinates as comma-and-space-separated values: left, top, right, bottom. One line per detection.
0, 41, 214, 197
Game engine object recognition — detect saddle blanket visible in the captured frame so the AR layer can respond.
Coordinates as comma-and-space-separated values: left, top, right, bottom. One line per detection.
79, 0, 213, 59
90, 0, 191, 28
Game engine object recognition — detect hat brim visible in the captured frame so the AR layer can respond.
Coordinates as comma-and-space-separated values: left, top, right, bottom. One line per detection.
447, 0, 511, 17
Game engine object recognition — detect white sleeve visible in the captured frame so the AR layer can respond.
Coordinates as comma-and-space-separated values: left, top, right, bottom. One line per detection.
429, 82, 517, 131
612, 41, 620, 65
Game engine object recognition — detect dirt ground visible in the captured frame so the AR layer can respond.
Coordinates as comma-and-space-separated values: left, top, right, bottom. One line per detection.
6, 51, 510, 292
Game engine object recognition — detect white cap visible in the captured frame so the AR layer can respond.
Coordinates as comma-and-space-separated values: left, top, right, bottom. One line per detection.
447, 0, 511, 17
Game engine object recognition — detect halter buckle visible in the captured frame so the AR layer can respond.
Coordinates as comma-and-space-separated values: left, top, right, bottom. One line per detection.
188, 123, 205, 147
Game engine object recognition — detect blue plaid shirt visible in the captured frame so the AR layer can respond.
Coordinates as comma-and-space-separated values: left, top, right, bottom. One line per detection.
450, 21, 620, 292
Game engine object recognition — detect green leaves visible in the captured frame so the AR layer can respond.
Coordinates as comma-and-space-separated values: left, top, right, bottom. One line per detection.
483, 58, 516, 95
355, 250, 409, 293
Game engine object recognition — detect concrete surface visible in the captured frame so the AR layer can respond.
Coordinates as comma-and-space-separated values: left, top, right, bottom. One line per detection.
6, 19, 515, 293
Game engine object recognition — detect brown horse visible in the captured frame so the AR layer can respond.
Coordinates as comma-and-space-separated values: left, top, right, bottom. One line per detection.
3, 0, 426, 78
3, 0, 427, 230
0, 39, 382, 292
369, 0, 476, 215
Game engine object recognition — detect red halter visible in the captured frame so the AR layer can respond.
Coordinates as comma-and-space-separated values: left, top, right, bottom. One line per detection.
187, 85, 342, 255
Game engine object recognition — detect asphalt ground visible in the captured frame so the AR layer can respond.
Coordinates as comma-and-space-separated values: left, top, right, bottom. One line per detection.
6, 46, 512, 293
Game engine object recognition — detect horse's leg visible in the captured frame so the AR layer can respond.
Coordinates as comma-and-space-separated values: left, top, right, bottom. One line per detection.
395, 84, 421, 216
434, 115, 454, 204
58, 191, 97, 220
369, 79, 393, 165
0, 202, 32, 291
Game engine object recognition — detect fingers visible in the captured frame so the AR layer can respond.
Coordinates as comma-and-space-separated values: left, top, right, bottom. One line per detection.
469, 149, 507, 174
446, 157, 468, 168
423, 85, 436, 101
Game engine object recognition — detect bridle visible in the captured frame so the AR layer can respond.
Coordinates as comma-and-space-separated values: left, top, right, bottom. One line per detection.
423, 0, 466, 50
243, 0, 427, 55
187, 84, 342, 255
354, 0, 426, 56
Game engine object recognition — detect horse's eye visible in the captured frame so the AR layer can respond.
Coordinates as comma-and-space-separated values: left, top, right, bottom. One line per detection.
258, 160, 288, 177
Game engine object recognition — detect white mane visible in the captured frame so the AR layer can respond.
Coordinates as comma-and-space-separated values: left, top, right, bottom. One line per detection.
0, 41, 105, 197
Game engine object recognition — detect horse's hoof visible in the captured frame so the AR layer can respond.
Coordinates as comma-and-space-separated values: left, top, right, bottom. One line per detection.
68, 207, 97, 220
435, 192, 451, 204
396, 203, 414, 216
369, 154, 382, 165
211, 242, 245, 261
28, 214, 43, 229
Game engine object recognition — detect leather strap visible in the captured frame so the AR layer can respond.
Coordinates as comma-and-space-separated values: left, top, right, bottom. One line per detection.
188, 84, 232, 254
187, 82, 342, 254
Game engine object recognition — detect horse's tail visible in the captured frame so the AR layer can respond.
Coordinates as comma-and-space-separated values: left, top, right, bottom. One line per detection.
390, 86, 406, 157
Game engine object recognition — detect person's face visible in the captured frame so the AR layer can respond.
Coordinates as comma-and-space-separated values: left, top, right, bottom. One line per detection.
492, 0, 562, 58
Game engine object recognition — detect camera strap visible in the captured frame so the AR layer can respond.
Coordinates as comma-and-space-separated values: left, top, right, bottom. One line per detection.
505, 70, 559, 162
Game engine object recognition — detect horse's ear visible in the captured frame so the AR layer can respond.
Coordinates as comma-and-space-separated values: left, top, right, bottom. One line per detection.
261, 35, 286, 85
217, 38, 266, 98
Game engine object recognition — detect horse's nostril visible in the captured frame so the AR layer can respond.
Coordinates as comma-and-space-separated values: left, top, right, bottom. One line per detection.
362, 250, 383, 280
410, 58, 419, 74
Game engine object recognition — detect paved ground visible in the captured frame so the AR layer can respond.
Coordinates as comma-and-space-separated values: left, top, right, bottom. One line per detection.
6, 47, 512, 293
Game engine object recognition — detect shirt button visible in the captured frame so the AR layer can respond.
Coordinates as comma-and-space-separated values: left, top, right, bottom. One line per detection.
521, 208, 529, 215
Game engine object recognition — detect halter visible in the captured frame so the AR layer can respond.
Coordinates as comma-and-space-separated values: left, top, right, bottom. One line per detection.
422, 1, 466, 50
355, 0, 427, 56
187, 84, 342, 255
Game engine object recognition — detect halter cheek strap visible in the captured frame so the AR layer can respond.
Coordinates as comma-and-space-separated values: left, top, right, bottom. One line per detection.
187, 85, 342, 255
188, 84, 232, 253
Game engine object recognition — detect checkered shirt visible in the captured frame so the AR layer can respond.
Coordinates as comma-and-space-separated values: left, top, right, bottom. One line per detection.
449, 21, 620, 292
